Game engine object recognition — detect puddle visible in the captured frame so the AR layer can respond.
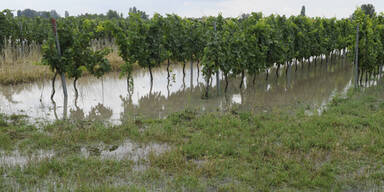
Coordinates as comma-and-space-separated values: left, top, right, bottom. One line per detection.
0, 150, 55, 167
0, 140, 169, 171
0, 58, 372, 123
80, 139, 170, 162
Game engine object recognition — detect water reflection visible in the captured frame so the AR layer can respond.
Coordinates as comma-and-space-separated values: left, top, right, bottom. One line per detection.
69, 103, 113, 122
0, 57, 372, 123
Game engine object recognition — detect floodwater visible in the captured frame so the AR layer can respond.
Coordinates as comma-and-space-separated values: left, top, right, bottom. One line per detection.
80, 139, 170, 162
0, 58, 355, 123
0, 140, 169, 168
0, 149, 54, 167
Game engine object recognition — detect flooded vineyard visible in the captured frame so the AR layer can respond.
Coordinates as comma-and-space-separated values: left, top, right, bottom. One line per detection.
0, 58, 354, 123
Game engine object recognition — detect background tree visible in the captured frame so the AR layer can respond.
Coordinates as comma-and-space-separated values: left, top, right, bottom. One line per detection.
17, 9, 61, 18
361, 4, 375, 18
0, 10, 7, 52
300, 6, 306, 16
129, 7, 149, 20
106, 10, 121, 19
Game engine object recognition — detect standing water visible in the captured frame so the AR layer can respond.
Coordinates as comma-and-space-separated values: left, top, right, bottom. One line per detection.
0, 58, 354, 123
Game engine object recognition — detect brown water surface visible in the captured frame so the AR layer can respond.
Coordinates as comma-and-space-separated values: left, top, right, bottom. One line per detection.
0, 59, 354, 123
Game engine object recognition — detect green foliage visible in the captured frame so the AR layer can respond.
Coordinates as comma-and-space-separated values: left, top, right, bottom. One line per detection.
361, 4, 376, 18
3, 7, 384, 93
113, 13, 166, 81
350, 8, 383, 74
164, 14, 189, 64
202, 14, 224, 89
0, 11, 7, 51
41, 18, 111, 83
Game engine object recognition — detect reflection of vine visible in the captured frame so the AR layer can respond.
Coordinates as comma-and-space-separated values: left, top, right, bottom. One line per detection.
74, 93, 79, 108
88, 103, 113, 121
197, 61, 200, 83
69, 105, 85, 121
63, 96, 68, 120
101, 78, 104, 104
51, 96, 68, 120
122, 59, 351, 119
167, 77, 170, 97
171, 73, 176, 83
51, 99, 58, 120
121, 88, 165, 120
127, 77, 134, 95
1, 57, 353, 122
70, 94, 85, 120
241, 88, 245, 105
69, 102, 112, 122
182, 75, 186, 91
120, 94, 135, 122
0, 87, 19, 104
286, 63, 292, 90
149, 81, 153, 95
0, 79, 46, 104
51, 72, 58, 101
40, 80, 45, 103
190, 66, 194, 90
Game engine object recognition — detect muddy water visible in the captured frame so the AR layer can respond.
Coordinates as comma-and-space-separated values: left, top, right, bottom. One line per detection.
0, 58, 353, 123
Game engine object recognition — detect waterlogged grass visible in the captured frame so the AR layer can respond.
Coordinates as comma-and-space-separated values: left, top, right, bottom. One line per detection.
1, 87, 384, 191
0, 53, 122, 85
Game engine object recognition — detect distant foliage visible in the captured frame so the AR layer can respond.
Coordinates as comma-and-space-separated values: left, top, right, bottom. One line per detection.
106, 10, 121, 19
300, 6, 306, 16
361, 4, 375, 18
129, 7, 149, 20
17, 9, 60, 19
0, 11, 7, 50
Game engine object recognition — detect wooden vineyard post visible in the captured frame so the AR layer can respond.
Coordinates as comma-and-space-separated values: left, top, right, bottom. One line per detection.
51, 18, 68, 98
354, 24, 359, 88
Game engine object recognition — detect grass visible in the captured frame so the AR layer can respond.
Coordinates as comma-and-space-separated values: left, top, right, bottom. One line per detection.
0, 42, 52, 84
0, 39, 124, 85
0, 86, 384, 191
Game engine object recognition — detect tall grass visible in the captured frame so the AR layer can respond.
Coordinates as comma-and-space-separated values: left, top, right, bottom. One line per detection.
0, 40, 51, 84
0, 39, 124, 85
91, 39, 123, 71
